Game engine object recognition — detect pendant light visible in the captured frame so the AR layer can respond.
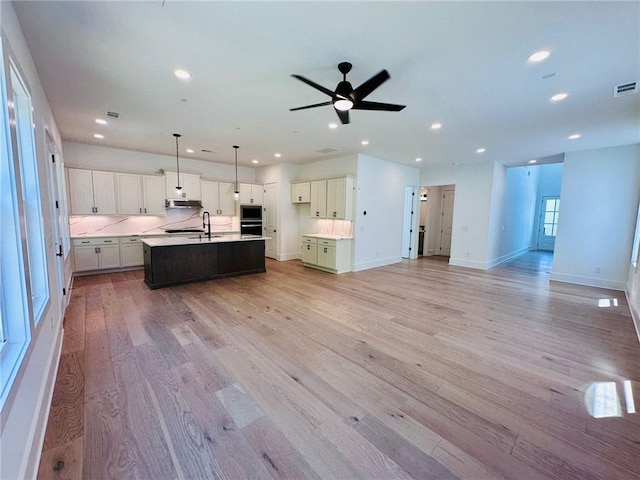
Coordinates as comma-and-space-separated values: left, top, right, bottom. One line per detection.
233, 145, 240, 201
173, 133, 183, 197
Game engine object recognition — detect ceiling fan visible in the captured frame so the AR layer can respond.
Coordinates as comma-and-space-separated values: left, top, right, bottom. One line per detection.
290, 62, 406, 124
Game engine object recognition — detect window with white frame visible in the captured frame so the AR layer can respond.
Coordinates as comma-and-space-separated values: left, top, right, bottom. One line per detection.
10, 59, 49, 323
0, 38, 32, 409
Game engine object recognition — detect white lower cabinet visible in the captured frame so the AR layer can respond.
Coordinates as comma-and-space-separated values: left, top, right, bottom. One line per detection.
301, 236, 352, 273
73, 237, 121, 272
119, 237, 144, 267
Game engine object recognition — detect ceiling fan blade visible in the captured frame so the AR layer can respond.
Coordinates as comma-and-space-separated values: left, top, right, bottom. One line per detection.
336, 108, 350, 125
291, 74, 335, 97
290, 101, 333, 111
352, 100, 406, 111
352, 70, 390, 101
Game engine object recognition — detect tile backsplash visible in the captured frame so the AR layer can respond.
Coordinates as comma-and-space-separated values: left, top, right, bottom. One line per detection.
70, 209, 239, 236
313, 219, 353, 237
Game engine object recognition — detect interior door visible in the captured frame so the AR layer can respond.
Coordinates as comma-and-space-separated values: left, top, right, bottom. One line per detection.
439, 188, 455, 256
402, 186, 418, 259
48, 144, 66, 314
264, 183, 277, 259
537, 196, 560, 251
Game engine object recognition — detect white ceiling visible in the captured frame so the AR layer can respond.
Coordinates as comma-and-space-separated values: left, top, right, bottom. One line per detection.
12, 1, 640, 169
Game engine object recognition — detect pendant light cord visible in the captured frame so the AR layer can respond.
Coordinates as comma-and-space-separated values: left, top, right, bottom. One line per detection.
174, 133, 182, 190
233, 145, 239, 193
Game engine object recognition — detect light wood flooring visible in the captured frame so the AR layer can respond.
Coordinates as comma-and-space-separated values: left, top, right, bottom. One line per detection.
37, 252, 640, 479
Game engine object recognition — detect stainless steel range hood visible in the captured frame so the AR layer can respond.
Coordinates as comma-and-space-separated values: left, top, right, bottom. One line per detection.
165, 199, 203, 209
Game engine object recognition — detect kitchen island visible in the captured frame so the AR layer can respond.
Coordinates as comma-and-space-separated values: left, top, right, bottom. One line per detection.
143, 235, 266, 289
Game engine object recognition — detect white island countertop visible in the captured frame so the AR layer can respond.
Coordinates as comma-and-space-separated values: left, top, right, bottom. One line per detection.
143, 234, 269, 247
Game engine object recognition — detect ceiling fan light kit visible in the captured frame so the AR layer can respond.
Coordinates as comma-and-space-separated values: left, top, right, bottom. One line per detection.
290, 62, 406, 124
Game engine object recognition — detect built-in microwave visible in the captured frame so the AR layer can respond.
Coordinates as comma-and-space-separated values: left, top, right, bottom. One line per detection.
240, 204, 262, 222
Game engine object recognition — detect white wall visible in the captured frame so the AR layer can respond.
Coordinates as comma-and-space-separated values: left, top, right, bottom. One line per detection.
354, 154, 419, 271
487, 164, 540, 266
63, 141, 256, 183
420, 161, 497, 269
1, 3, 69, 478
552, 144, 640, 290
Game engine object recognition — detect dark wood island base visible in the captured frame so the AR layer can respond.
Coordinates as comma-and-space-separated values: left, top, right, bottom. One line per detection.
143, 237, 266, 289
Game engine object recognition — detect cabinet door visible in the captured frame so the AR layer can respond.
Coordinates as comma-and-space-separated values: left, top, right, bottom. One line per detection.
239, 183, 253, 204
92, 171, 117, 214
165, 172, 200, 199
74, 246, 99, 271
218, 182, 236, 215
68, 169, 95, 214
120, 242, 144, 267
142, 175, 165, 214
116, 173, 143, 214
251, 184, 264, 205
317, 245, 336, 269
183, 173, 201, 200
326, 178, 338, 218
201, 180, 221, 214
291, 182, 311, 203
98, 244, 121, 269
301, 243, 317, 264
310, 180, 327, 218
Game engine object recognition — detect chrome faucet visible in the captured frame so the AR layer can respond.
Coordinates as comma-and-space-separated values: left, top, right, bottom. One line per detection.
202, 211, 211, 239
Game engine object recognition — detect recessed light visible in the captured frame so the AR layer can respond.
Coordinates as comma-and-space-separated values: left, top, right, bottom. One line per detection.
550, 92, 568, 102
568, 133, 581, 140
186, 149, 194, 153
328, 123, 338, 129
416, 158, 422, 162
361, 140, 369, 145
95, 118, 107, 125
430, 123, 442, 130
528, 50, 550, 63
528, 159, 538, 164
93, 133, 104, 139
252, 159, 259, 164
476, 148, 486, 154
174, 69, 191, 80
274, 153, 281, 158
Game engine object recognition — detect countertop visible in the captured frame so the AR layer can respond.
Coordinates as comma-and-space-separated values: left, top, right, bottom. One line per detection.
71, 230, 239, 239
143, 234, 268, 247
302, 234, 353, 240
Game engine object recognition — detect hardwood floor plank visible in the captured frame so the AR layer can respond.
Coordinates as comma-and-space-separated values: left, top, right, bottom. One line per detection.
353, 414, 458, 480
41, 351, 84, 450
242, 416, 322, 480
37, 436, 83, 480
215, 383, 265, 429
61, 286, 85, 355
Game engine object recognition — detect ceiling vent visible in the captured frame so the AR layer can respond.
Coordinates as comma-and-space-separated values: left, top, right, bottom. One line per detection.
315, 147, 340, 155
613, 81, 638, 97
106, 111, 120, 118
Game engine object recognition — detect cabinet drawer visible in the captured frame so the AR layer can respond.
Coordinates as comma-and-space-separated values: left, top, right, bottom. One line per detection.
317, 238, 336, 247
119, 236, 143, 244
302, 236, 317, 245
73, 237, 119, 246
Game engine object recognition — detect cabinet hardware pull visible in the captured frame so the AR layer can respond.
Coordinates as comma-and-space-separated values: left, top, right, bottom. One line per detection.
144, 208, 147, 213
139, 208, 142, 213
82, 240, 89, 244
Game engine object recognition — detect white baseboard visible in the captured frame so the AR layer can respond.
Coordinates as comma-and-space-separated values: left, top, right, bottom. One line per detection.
486, 247, 531, 269
550, 272, 626, 291
276, 252, 300, 261
449, 257, 487, 269
353, 256, 402, 272
624, 290, 640, 345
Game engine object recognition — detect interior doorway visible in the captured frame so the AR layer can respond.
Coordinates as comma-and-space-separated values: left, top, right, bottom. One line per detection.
537, 195, 560, 251
264, 182, 278, 259
418, 184, 455, 257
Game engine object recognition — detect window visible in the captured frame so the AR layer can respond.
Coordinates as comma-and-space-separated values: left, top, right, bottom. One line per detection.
10, 59, 49, 323
542, 197, 560, 237
0, 39, 32, 409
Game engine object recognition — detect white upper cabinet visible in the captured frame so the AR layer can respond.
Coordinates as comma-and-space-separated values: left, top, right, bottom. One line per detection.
310, 180, 327, 218
202, 180, 236, 216
165, 171, 201, 200
291, 182, 311, 203
141, 175, 166, 214
326, 177, 353, 220
239, 183, 264, 205
68, 168, 116, 215
116, 173, 165, 215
